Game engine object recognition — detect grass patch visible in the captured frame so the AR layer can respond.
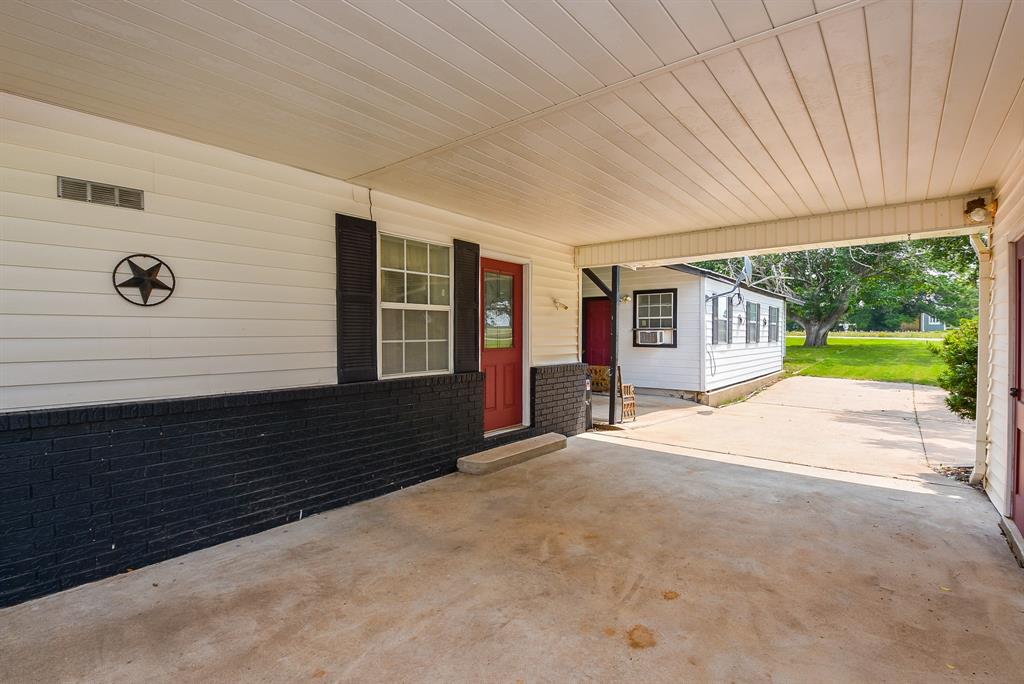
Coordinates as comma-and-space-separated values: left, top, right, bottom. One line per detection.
784, 337, 944, 385
787, 330, 948, 339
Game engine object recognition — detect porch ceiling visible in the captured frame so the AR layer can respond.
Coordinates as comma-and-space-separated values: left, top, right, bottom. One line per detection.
1, 0, 1021, 247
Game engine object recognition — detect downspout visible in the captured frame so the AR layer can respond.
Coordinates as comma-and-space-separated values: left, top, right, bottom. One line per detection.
970, 232, 993, 485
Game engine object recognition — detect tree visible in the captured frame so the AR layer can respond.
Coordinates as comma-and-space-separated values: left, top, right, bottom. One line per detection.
696, 237, 978, 347
931, 318, 978, 420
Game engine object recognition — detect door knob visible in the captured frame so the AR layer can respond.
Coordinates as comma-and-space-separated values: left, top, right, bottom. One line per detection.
1012, 387, 1020, 398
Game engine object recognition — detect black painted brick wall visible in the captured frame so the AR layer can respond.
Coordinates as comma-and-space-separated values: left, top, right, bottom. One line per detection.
0, 363, 587, 607
0, 374, 483, 607
532, 363, 588, 437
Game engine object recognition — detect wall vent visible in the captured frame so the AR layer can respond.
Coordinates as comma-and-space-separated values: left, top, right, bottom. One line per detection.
58, 177, 144, 210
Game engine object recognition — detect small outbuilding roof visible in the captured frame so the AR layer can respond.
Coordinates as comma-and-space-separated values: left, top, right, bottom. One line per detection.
664, 263, 804, 305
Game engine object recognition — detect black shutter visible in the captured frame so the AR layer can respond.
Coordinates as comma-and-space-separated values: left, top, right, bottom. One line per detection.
336, 213, 377, 383
452, 239, 480, 373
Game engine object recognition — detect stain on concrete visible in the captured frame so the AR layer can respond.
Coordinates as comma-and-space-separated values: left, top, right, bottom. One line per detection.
626, 625, 657, 649
662, 590, 680, 600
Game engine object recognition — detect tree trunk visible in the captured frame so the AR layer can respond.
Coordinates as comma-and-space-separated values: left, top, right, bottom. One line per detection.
803, 323, 830, 347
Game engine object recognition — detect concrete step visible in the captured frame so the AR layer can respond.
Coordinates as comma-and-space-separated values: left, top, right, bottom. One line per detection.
457, 432, 566, 475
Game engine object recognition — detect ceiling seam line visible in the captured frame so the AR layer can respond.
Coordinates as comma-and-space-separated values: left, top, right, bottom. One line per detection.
0, 13, 428, 159
699, 54, 815, 215
861, 3, 889, 206
946, 1, 1014, 197
610, 89, 765, 222
633, 79, 776, 219
260, 0, 521, 127
922, 0, 965, 201
565, 102, 736, 226
971, 80, 1024, 191
347, 0, 883, 182
110, 0, 482, 142
668, 70, 789, 220
168, 0, 494, 136
474, 131, 687, 225
336, 0, 541, 117
734, 46, 837, 214
771, 34, 854, 212
575, 97, 746, 225
815, 20, 870, 209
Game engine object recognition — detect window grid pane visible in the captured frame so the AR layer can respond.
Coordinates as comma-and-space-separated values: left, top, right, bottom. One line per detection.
380, 235, 451, 376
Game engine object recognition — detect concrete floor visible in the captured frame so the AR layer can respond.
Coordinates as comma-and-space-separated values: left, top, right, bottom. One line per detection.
596, 376, 976, 482
2, 379, 1021, 683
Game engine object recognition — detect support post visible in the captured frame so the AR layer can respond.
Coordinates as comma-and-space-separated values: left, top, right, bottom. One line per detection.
609, 265, 620, 426
970, 233, 992, 485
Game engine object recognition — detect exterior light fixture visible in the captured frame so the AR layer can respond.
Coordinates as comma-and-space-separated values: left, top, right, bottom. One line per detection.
552, 297, 569, 311
965, 197, 996, 225
620, 295, 632, 303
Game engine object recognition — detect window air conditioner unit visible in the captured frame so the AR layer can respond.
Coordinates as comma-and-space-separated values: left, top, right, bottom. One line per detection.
636, 330, 666, 345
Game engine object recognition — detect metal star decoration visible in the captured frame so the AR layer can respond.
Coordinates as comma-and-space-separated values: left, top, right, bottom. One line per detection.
113, 254, 175, 306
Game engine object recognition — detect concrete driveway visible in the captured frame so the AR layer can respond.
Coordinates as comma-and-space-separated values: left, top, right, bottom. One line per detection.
598, 376, 976, 483
2, 379, 1020, 683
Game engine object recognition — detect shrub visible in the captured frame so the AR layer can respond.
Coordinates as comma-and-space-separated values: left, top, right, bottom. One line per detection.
930, 317, 978, 420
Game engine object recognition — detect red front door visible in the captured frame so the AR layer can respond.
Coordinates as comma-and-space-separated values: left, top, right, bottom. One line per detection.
583, 297, 612, 365
1014, 242, 1024, 536
481, 258, 523, 432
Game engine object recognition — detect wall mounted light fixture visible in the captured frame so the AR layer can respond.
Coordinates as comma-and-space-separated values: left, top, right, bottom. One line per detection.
552, 297, 569, 311
965, 197, 997, 225
620, 294, 632, 303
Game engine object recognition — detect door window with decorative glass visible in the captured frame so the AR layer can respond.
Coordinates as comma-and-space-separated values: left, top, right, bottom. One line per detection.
380, 235, 451, 376
484, 271, 515, 349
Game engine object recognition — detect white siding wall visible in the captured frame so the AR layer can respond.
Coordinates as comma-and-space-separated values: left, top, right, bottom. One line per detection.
703, 279, 786, 391
984, 141, 1024, 515
581, 267, 702, 392
0, 94, 579, 411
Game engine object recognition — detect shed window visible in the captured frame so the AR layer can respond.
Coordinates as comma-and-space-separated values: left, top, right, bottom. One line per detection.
711, 295, 732, 344
768, 306, 780, 342
380, 235, 451, 376
634, 289, 676, 347
746, 302, 760, 343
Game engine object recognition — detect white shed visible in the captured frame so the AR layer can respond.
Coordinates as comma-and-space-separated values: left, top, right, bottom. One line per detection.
581, 265, 791, 404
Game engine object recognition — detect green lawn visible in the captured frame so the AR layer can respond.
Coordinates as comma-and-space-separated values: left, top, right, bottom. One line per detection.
787, 330, 949, 339
784, 336, 944, 385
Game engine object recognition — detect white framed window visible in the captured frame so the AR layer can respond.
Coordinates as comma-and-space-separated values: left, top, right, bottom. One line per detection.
768, 306, 780, 342
634, 289, 676, 347
746, 301, 761, 343
379, 234, 451, 377
711, 295, 733, 344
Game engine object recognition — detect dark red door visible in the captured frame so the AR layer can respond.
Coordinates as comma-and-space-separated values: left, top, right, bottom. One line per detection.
583, 297, 612, 365
481, 258, 523, 432
1014, 242, 1024, 536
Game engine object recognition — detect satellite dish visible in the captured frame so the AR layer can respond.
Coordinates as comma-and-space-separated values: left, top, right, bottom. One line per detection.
740, 256, 753, 285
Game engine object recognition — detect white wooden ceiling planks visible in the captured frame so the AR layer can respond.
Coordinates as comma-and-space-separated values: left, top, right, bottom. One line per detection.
0, 0, 1020, 248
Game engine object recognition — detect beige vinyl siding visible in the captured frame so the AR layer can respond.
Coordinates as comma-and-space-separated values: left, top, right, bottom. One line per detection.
703, 280, 785, 391
0, 94, 578, 411
984, 140, 1024, 515
581, 267, 702, 392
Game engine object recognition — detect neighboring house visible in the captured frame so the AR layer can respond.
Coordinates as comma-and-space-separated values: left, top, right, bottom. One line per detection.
920, 313, 949, 332
582, 265, 792, 404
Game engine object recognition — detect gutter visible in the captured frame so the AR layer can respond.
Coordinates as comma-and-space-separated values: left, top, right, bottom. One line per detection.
970, 232, 992, 486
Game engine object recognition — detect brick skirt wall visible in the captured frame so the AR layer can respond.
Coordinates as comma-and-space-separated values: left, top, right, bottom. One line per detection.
0, 364, 587, 607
